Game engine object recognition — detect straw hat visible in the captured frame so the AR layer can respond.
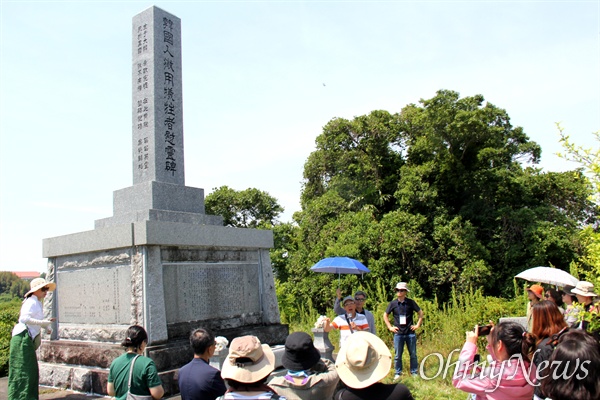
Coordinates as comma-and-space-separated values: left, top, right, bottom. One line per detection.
24, 278, 56, 298
335, 331, 392, 389
571, 281, 597, 297
221, 335, 275, 383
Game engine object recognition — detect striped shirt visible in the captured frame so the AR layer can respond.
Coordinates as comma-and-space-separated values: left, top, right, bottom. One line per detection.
331, 313, 370, 346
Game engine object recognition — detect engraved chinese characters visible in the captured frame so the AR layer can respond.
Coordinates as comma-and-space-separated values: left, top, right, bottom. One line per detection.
163, 263, 261, 325
132, 8, 184, 186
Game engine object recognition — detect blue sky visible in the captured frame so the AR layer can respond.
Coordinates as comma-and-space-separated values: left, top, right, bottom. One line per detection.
1, 1, 599, 272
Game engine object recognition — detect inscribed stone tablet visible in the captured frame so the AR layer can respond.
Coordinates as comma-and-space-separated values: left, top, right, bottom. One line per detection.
57, 265, 132, 324
163, 263, 261, 323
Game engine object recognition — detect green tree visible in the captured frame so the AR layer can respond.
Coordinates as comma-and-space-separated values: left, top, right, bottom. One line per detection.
280, 90, 597, 312
557, 125, 600, 284
205, 186, 284, 228
0, 272, 29, 298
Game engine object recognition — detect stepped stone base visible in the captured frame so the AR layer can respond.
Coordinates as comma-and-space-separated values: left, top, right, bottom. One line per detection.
39, 323, 288, 396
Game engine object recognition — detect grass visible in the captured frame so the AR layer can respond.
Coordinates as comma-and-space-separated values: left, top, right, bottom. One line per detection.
282, 284, 527, 400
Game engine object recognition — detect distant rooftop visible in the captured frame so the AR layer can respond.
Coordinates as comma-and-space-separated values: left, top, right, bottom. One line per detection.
11, 271, 42, 280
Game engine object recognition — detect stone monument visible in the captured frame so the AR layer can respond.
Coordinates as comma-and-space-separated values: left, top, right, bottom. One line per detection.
39, 6, 287, 395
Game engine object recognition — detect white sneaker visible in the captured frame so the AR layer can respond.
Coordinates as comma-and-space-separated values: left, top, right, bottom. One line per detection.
393, 374, 401, 380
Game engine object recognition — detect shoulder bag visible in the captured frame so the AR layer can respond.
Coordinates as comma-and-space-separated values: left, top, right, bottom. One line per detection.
126, 354, 153, 400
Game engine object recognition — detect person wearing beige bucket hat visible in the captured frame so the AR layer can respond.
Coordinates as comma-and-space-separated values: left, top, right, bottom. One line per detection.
333, 331, 414, 400
8, 277, 56, 400
571, 281, 598, 331
221, 335, 285, 399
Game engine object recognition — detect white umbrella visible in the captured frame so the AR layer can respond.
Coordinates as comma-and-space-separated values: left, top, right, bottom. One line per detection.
515, 266, 578, 287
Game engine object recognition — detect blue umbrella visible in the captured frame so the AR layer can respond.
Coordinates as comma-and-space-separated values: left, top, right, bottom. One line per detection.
310, 257, 370, 284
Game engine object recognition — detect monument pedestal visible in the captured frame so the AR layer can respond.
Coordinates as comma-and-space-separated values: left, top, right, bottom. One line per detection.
41, 220, 288, 395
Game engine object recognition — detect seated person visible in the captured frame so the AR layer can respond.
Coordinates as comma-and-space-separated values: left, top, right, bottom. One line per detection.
333, 331, 414, 400
221, 335, 284, 400
270, 331, 339, 400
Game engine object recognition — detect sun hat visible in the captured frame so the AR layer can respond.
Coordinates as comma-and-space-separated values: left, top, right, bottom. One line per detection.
526, 284, 544, 299
562, 285, 575, 295
221, 335, 275, 383
571, 281, 598, 297
335, 331, 392, 389
24, 278, 56, 298
394, 282, 409, 292
281, 332, 321, 371
342, 296, 355, 306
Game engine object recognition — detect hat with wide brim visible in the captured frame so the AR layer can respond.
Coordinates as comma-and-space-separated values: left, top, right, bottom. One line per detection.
571, 281, 598, 297
335, 331, 392, 389
281, 332, 321, 371
25, 278, 56, 298
221, 335, 275, 383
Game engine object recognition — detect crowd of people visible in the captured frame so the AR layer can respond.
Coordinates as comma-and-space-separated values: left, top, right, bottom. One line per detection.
453, 280, 600, 400
7, 277, 600, 400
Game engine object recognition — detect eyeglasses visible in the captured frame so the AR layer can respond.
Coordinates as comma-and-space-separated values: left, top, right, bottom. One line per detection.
355, 298, 366, 301
41, 287, 49, 292
544, 294, 550, 298
395, 289, 407, 292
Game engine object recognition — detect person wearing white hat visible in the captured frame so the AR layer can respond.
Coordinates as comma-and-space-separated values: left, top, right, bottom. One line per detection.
221, 335, 285, 400
571, 281, 598, 331
333, 331, 414, 400
8, 277, 56, 400
383, 282, 423, 379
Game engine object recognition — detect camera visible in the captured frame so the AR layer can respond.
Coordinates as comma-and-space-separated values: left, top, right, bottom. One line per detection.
476, 324, 493, 336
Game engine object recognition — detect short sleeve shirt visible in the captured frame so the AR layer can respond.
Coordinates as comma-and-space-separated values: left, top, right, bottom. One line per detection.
108, 353, 162, 400
385, 298, 420, 335
331, 313, 369, 346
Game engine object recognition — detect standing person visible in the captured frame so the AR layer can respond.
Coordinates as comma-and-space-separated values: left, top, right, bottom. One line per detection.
545, 289, 565, 314
324, 296, 370, 348
383, 282, 423, 379
8, 278, 56, 400
530, 301, 569, 400
334, 289, 377, 335
107, 325, 164, 400
333, 331, 414, 400
571, 281, 598, 331
220, 335, 284, 400
540, 330, 600, 400
178, 328, 227, 400
526, 284, 544, 331
270, 332, 339, 400
452, 321, 537, 400
561, 285, 580, 327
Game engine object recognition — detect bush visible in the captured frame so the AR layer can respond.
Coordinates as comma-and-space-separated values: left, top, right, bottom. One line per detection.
0, 298, 21, 377
277, 277, 526, 399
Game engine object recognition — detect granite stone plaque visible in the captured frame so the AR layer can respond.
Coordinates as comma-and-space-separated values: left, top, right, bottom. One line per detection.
163, 263, 261, 323
57, 265, 132, 324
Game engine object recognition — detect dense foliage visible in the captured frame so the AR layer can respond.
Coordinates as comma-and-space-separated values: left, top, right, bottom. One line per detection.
275, 90, 598, 313
0, 272, 30, 299
205, 185, 283, 228
0, 298, 20, 376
